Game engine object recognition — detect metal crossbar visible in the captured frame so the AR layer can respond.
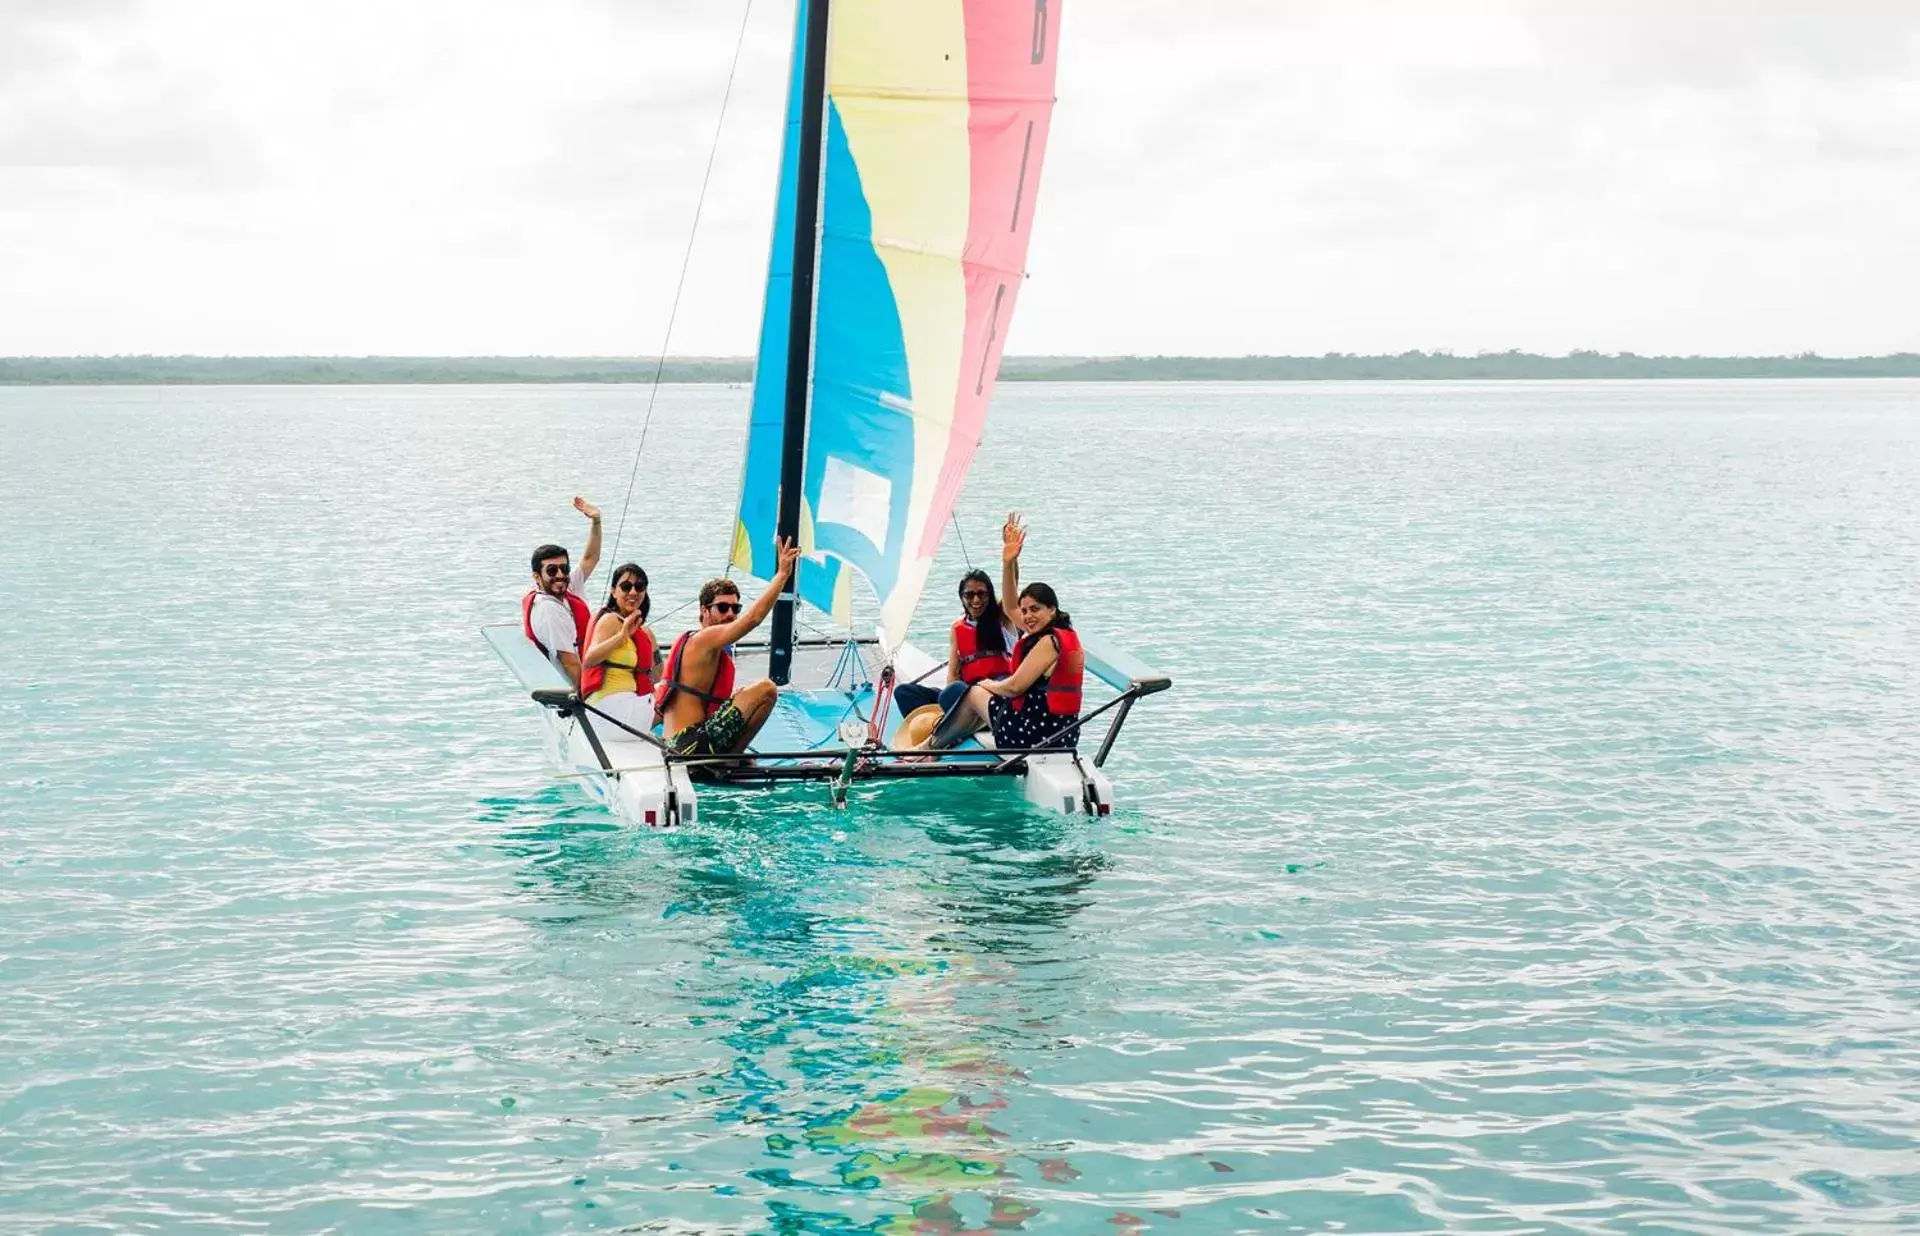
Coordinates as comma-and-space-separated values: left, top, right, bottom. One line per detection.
531, 671, 1158, 785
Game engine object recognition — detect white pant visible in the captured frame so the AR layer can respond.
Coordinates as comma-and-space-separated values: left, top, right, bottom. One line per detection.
584, 691, 655, 738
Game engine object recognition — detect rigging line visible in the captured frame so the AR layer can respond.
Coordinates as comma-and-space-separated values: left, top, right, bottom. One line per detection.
656, 596, 700, 624
949, 510, 974, 570
609, 0, 757, 570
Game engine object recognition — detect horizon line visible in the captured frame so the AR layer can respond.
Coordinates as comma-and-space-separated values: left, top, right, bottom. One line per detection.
6, 349, 1920, 362
9, 352, 1920, 386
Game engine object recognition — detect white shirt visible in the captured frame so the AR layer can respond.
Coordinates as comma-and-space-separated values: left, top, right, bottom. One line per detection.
970, 618, 1020, 651
528, 565, 591, 673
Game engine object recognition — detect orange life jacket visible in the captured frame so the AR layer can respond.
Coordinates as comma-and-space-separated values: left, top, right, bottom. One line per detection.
952, 617, 1012, 684
522, 589, 591, 666
1010, 627, 1084, 716
652, 631, 736, 720
581, 622, 656, 698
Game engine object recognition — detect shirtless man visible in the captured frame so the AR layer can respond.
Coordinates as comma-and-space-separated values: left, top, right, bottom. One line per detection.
654, 537, 801, 757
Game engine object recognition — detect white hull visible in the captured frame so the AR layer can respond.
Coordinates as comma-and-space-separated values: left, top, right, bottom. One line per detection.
485, 625, 1152, 828
539, 706, 701, 828
531, 673, 1112, 829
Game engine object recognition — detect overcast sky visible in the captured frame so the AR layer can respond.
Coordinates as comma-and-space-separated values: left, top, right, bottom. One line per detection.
3, 0, 1917, 357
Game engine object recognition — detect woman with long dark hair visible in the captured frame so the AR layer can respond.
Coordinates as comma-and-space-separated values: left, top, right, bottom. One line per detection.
579, 563, 661, 733
891, 566, 1018, 720
915, 578, 1086, 753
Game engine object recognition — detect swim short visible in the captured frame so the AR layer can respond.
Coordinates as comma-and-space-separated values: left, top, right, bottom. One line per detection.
669, 700, 751, 756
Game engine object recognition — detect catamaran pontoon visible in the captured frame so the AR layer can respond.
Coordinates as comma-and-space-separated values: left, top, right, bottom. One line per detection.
488, 0, 1169, 825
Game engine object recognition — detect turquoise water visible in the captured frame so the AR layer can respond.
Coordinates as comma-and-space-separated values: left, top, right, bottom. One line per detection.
4, 380, 1919, 1233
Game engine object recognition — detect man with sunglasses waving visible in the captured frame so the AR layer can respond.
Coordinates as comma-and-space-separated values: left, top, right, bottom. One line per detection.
653, 536, 801, 762
521, 496, 603, 687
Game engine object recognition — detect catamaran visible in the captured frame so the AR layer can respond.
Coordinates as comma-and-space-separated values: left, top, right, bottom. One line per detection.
486, 0, 1169, 826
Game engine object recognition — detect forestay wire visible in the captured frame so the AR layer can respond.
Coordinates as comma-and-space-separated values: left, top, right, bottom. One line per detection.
608, 0, 757, 569
949, 510, 974, 570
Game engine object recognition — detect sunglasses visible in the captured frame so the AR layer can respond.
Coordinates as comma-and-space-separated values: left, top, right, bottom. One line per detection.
615, 579, 645, 593
961, 589, 989, 600
707, 601, 741, 616
539, 563, 570, 578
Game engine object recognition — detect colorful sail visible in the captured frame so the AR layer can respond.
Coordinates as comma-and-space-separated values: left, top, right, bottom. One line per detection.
731, 0, 1061, 651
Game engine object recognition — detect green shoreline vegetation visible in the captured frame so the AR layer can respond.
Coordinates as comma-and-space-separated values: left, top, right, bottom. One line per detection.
4, 351, 1919, 385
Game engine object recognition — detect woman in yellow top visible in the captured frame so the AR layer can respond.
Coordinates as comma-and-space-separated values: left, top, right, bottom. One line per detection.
580, 563, 661, 734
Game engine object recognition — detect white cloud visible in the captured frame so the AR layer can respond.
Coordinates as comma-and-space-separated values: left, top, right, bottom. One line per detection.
2, 0, 1917, 356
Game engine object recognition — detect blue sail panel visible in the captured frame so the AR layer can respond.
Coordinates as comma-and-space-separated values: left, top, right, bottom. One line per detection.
794, 101, 914, 624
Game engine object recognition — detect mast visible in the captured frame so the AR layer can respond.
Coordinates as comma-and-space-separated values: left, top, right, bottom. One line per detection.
768, 0, 832, 687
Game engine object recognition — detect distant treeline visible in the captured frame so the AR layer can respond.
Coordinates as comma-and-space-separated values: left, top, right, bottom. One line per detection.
5, 351, 1920, 385
1002, 351, 1920, 381
0, 356, 755, 385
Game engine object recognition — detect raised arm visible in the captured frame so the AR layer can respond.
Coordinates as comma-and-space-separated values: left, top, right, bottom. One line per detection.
575, 496, 603, 582
710, 537, 800, 646
999, 511, 1025, 627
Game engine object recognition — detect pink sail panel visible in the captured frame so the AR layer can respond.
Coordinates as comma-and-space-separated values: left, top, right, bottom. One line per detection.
922, 0, 1063, 559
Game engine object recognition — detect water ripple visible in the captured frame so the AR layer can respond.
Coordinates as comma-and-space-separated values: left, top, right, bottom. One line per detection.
4, 381, 1919, 1232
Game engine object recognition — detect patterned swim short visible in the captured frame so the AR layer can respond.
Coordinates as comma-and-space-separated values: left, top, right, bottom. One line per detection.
669, 700, 751, 757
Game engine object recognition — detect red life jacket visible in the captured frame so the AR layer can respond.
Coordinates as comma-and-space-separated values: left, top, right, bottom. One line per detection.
1009, 627, 1084, 716
952, 617, 1012, 684
581, 622, 656, 698
652, 631, 736, 720
522, 589, 591, 667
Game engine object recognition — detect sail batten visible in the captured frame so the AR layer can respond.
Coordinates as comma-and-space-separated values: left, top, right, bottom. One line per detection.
731, 0, 1062, 652
827, 88, 1058, 103
820, 230, 1036, 277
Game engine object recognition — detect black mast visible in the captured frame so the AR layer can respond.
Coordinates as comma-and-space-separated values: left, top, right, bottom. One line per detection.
768, 0, 832, 687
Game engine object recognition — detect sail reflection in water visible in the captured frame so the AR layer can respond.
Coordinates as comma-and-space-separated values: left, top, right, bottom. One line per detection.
707, 810, 1107, 1230
503, 787, 1111, 1229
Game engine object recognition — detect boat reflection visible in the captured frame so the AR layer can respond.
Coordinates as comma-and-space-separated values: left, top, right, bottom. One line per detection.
690, 801, 1110, 1232
493, 787, 1113, 1231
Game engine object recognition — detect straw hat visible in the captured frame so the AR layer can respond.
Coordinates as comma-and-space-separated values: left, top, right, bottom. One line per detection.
897, 703, 945, 749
